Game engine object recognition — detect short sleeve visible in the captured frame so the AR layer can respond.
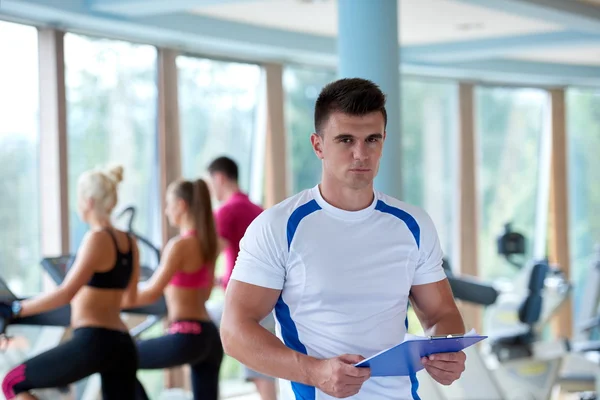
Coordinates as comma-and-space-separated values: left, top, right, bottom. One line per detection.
412, 211, 447, 286
229, 210, 287, 290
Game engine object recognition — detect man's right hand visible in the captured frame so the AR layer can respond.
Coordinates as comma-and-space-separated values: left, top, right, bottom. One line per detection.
310, 354, 371, 398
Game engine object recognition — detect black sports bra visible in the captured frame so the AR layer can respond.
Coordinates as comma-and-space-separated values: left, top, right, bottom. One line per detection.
87, 229, 133, 290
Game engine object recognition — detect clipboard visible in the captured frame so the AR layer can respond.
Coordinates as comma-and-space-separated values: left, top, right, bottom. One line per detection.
354, 331, 487, 377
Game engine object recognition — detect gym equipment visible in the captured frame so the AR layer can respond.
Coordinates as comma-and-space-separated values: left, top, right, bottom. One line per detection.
116, 205, 160, 280
0, 278, 70, 328
0, 278, 74, 398
41, 254, 75, 287
487, 244, 600, 399
418, 263, 505, 400
496, 222, 527, 270
117, 206, 160, 261
0, 279, 13, 346
554, 246, 600, 398
485, 259, 572, 400
419, 258, 571, 400
574, 245, 600, 342
443, 259, 498, 306
488, 261, 549, 359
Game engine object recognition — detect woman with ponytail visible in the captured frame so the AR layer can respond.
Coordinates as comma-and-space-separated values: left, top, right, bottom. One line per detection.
123, 178, 223, 400
0, 165, 141, 399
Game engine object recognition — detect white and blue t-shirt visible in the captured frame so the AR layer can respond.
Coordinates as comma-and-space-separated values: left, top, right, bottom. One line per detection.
230, 185, 447, 400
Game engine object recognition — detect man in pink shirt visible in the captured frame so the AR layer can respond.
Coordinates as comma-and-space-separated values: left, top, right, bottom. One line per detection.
208, 156, 278, 400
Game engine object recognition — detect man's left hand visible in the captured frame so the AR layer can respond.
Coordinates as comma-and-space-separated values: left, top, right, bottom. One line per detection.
421, 351, 466, 386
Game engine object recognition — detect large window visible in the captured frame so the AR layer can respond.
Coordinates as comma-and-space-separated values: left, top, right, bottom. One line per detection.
567, 88, 600, 323
401, 79, 458, 265
178, 56, 263, 387
0, 21, 41, 296
178, 55, 263, 293
64, 33, 160, 258
476, 87, 548, 281
178, 56, 263, 195
284, 65, 336, 194
64, 32, 161, 397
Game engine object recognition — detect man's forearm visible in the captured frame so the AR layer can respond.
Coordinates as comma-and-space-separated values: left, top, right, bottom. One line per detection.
221, 318, 319, 385
424, 309, 465, 336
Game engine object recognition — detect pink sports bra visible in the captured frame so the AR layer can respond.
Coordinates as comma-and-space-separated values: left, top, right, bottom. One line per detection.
169, 230, 212, 289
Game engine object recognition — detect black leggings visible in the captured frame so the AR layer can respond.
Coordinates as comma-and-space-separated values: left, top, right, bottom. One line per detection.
135, 320, 223, 400
2, 327, 137, 399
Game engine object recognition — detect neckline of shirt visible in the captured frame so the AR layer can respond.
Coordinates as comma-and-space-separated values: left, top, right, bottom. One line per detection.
311, 185, 378, 221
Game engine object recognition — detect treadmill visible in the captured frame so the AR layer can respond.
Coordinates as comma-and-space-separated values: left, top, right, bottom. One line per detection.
0, 278, 77, 398
0, 277, 71, 328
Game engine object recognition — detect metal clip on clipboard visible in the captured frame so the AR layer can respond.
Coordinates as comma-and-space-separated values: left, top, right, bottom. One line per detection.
355, 330, 487, 376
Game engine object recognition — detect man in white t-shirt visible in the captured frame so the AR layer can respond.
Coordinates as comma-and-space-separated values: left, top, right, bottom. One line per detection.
220, 77, 466, 400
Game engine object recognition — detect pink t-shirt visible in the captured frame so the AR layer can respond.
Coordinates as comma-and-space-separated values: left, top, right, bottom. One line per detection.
214, 192, 263, 289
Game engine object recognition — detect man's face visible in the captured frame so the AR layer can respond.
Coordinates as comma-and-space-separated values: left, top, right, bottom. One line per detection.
311, 111, 385, 190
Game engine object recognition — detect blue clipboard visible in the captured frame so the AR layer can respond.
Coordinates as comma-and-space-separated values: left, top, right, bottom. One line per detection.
354, 334, 487, 376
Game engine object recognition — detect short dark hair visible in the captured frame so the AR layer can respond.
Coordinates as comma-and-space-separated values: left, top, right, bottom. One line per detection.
207, 156, 238, 182
314, 78, 387, 135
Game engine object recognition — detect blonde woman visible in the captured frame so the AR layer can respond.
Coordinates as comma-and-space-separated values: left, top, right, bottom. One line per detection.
1, 165, 141, 400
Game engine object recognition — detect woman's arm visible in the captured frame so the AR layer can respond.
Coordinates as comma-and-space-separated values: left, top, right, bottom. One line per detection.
17, 231, 107, 318
125, 239, 182, 308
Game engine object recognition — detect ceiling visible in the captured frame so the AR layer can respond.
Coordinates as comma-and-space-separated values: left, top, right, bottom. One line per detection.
2, 0, 600, 84
190, 0, 600, 66
508, 44, 600, 66
192, 0, 562, 45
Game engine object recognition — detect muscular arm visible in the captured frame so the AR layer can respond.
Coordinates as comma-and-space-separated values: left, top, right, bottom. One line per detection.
409, 279, 465, 335
221, 280, 319, 386
410, 278, 466, 385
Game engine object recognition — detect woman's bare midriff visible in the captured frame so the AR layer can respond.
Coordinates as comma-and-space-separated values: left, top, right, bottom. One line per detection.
70, 287, 129, 332
164, 284, 212, 322
163, 236, 214, 323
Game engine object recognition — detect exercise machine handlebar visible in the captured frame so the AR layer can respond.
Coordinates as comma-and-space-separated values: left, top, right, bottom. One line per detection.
117, 206, 136, 232
442, 258, 499, 306
448, 276, 499, 306
116, 206, 160, 265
